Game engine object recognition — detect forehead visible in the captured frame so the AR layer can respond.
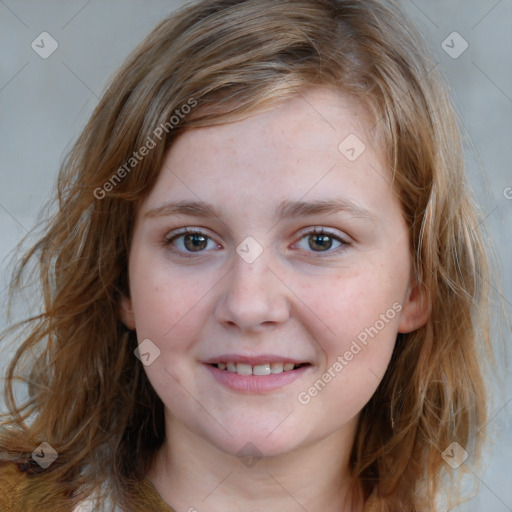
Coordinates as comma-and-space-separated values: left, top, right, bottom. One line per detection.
173, 88, 373, 169
140, 88, 395, 223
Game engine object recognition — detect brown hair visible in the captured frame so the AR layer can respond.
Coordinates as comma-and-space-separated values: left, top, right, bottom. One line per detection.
0, 0, 495, 510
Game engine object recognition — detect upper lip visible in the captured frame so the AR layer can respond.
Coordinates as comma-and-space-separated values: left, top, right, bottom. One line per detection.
202, 354, 310, 365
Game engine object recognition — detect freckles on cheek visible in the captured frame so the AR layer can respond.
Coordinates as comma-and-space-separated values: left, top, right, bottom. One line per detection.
307, 271, 401, 359
131, 260, 214, 341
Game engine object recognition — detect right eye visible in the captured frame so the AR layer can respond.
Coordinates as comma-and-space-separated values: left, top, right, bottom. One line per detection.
164, 228, 221, 257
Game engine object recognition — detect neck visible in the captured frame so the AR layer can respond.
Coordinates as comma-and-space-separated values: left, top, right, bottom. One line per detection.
147, 417, 363, 512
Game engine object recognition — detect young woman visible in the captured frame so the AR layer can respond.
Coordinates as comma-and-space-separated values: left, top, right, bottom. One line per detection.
0, 0, 496, 510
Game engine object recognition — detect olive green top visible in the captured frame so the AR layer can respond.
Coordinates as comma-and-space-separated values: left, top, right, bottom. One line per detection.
0, 462, 174, 512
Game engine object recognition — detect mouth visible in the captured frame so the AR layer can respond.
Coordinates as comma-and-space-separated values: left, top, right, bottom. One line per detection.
210, 362, 310, 376
202, 355, 312, 393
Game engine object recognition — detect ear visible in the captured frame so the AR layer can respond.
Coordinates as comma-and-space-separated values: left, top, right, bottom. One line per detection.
397, 282, 430, 334
120, 295, 136, 330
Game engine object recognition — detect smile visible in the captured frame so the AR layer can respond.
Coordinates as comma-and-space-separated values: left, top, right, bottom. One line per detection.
203, 356, 312, 393
211, 362, 308, 375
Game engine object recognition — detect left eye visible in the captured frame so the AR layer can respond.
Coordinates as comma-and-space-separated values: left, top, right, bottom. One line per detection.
166, 230, 219, 254
294, 228, 348, 253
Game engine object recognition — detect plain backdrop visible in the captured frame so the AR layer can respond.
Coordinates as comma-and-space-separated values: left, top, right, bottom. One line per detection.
0, 1, 511, 510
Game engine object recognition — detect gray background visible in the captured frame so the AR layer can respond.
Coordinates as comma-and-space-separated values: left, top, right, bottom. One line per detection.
0, 0, 510, 510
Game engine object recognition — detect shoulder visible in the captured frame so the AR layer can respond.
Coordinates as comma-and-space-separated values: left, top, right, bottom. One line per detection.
135, 477, 176, 511
0, 461, 72, 512
0, 461, 30, 510
0, 461, 175, 512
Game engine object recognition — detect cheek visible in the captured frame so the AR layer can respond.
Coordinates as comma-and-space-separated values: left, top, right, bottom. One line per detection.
304, 267, 404, 352
297, 278, 400, 421
128, 246, 217, 341
127, 250, 215, 411
294, 263, 406, 418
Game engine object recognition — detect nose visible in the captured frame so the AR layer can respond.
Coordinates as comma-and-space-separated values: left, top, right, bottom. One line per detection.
214, 251, 291, 333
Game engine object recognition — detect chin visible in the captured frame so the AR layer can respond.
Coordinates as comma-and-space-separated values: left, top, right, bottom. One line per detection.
203, 426, 303, 461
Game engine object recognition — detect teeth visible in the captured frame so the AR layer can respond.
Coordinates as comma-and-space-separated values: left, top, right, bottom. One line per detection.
270, 362, 283, 374
253, 363, 271, 376
236, 363, 253, 376
215, 362, 303, 375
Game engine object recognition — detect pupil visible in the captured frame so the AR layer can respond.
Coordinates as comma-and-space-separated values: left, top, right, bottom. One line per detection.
310, 234, 332, 251
185, 234, 207, 251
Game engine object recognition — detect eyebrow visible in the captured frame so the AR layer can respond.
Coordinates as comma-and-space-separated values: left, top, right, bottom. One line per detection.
144, 198, 377, 222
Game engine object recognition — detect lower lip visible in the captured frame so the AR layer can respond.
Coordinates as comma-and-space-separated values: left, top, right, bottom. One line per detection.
204, 364, 310, 393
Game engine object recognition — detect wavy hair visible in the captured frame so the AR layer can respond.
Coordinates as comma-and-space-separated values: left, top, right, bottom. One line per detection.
1, 0, 495, 510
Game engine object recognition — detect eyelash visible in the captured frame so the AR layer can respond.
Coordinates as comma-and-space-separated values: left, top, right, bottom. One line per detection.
163, 227, 350, 259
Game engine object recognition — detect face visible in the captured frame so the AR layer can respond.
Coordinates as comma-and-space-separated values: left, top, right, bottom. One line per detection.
122, 88, 428, 458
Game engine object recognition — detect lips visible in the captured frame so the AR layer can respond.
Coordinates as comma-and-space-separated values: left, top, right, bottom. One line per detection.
212, 362, 307, 375
203, 354, 310, 375
202, 354, 312, 393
